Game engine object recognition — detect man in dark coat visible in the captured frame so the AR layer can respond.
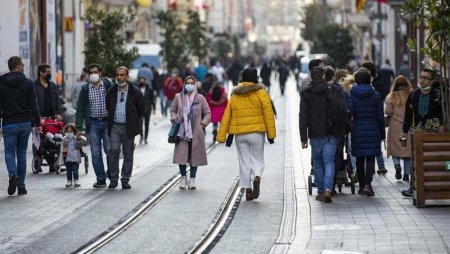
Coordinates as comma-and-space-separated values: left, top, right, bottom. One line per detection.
401, 68, 442, 197
300, 66, 339, 203
106, 66, 145, 189
278, 63, 289, 96
135, 76, 156, 144
34, 64, 63, 119
0, 56, 41, 195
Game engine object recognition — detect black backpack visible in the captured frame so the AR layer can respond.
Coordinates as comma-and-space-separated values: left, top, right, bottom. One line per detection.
326, 85, 352, 138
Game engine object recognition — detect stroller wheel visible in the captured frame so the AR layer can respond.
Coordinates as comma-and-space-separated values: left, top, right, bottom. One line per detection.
32, 157, 42, 173
84, 156, 89, 174
350, 182, 355, 194
338, 184, 343, 193
308, 175, 313, 195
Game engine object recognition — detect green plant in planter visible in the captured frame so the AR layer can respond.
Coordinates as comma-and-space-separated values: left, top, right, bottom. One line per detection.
411, 118, 448, 134
402, 0, 450, 131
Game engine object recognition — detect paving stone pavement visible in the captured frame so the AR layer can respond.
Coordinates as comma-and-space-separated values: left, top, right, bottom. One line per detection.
288, 92, 450, 254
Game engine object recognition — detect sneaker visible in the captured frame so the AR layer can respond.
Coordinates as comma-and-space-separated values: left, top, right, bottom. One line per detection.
395, 164, 402, 180
8, 175, 18, 195
179, 176, 187, 189
74, 180, 81, 187
66, 180, 73, 187
108, 181, 118, 189
121, 181, 131, 189
377, 167, 387, 175
93, 180, 107, 188
188, 178, 196, 190
403, 174, 409, 182
17, 187, 27, 195
252, 176, 261, 199
402, 188, 413, 197
315, 193, 324, 201
323, 190, 332, 203
246, 188, 254, 201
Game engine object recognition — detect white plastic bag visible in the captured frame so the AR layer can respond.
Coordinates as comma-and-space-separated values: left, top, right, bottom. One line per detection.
152, 111, 163, 126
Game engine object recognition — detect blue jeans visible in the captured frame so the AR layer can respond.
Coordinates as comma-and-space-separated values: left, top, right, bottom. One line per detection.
3, 122, 32, 187
88, 119, 110, 181
66, 162, 80, 181
158, 90, 167, 116
392, 157, 411, 175
310, 136, 338, 193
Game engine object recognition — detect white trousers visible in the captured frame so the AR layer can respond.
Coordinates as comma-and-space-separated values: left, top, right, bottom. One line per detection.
235, 132, 265, 188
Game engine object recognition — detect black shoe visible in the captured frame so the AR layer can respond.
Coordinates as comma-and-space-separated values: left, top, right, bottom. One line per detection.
401, 189, 412, 197
403, 174, 409, 182
8, 175, 18, 195
93, 180, 107, 188
18, 187, 27, 195
253, 176, 261, 199
395, 164, 402, 180
108, 181, 118, 189
377, 167, 387, 175
122, 181, 131, 189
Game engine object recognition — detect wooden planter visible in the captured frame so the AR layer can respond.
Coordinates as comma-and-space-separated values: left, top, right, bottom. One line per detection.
411, 132, 450, 207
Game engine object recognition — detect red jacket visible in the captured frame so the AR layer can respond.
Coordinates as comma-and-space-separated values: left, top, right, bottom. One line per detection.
163, 76, 183, 101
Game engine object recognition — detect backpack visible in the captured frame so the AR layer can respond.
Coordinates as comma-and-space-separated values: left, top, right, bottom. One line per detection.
326, 85, 352, 138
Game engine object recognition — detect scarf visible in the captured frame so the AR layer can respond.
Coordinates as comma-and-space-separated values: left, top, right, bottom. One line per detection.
178, 92, 197, 140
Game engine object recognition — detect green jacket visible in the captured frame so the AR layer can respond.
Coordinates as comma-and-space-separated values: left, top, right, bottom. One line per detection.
75, 79, 113, 131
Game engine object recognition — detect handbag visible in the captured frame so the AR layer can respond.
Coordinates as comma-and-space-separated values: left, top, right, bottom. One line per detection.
168, 123, 180, 143
384, 115, 390, 128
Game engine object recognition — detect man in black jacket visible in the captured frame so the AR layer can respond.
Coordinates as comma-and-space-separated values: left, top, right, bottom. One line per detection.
401, 68, 442, 197
136, 76, 155, 144
34, 64, 63, 119
300, 66, 338, 203
106, 66, 145, 189
0, 56, 41, 195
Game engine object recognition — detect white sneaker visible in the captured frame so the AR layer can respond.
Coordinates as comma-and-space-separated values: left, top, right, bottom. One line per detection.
188, 178, 196, 190
66, 180, 73, 187
74, 180, 80, 187
179, 176, 187, 189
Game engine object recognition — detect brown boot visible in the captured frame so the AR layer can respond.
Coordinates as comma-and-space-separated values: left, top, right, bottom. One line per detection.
323, 189, 332, 203
246, 188, 254, 201
315, 193, 324, 201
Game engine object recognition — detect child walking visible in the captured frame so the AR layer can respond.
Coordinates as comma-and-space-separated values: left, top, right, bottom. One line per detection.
62, 124, 88, 187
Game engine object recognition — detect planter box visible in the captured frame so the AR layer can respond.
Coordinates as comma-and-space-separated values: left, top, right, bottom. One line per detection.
412, 132, 450, 207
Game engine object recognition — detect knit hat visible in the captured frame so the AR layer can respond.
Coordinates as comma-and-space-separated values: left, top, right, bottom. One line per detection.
242, 68, 258, 83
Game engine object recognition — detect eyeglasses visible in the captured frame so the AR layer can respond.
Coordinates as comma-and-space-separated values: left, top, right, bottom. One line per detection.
419, 76, 433, 81
120, 92, 125, 102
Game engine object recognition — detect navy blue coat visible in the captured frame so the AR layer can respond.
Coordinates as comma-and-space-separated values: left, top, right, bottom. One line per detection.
348, 83, 385, 157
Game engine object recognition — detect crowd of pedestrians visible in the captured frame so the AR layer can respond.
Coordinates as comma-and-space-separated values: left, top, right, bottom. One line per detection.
299, 57, 443, 203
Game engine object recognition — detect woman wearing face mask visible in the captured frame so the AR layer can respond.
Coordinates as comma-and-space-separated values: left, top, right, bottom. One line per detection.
170, 76, 211, 189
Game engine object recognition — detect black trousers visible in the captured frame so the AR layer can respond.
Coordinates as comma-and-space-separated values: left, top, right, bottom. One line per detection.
356, 156, 375, 187
139, 111, 151, 140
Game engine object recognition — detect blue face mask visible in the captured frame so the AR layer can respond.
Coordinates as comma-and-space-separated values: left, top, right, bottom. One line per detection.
185, 84, 195, 93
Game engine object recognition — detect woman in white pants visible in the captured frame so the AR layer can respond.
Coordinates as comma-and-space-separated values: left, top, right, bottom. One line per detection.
217, 68, 276, 201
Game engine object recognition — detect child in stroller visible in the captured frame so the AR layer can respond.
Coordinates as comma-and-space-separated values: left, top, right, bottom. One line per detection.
32, 118, 65, 173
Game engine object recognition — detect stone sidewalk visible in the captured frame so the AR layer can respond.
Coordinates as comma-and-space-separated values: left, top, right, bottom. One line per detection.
288, 96, 450, 254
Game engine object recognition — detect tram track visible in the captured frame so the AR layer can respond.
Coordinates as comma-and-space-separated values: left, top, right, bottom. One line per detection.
72, 142, 243, 254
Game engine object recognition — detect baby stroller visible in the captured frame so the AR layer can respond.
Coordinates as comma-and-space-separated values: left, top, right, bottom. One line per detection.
32, 118, 65, 174
307, 136, 356, 195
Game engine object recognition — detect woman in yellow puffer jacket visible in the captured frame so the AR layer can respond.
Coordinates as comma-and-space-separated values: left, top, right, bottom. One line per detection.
217, 68, 276, 201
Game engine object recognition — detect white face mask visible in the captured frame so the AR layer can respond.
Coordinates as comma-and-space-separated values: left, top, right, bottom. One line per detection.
185, 84, 195, 93
117, 81, 127, 87
89, 73, 100, 84
67, 133, 74, 139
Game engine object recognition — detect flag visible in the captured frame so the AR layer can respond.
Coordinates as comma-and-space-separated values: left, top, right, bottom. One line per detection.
356, 0, 366, 14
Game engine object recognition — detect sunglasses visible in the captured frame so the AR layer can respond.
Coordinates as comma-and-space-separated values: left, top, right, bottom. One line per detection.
120, 92, 125, 102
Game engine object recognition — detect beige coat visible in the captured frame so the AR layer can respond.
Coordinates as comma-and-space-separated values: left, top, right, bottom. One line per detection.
170, 92, 211, 166
385, 101, 411, 158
